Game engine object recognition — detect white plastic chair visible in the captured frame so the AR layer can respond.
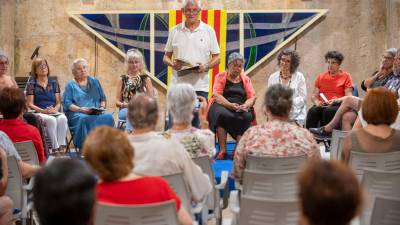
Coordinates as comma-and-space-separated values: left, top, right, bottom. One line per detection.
370, 196, 400, 225
192, 156, 228, 225
95, 200, 179, 225
242, 169, 298, 200
246, 154, 307, 172
349, 151, 400, 178
14, 141, 39, 166
330, 129, 348, 160
6, 156, 33, 225
162, 173, 205, 221
245, 154, 306, 172
223, 193, 298, 225
360, 168, 400, 225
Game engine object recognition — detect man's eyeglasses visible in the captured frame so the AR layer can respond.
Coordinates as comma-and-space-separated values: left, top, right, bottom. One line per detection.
383, 55, 394, 60
0, 61, 8, 66
184, 9, 200, 14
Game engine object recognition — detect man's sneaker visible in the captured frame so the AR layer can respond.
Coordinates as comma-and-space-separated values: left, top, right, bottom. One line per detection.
309, 127, 331, 138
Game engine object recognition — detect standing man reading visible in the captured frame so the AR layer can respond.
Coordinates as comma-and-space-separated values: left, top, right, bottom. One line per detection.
163, 0, 220, 127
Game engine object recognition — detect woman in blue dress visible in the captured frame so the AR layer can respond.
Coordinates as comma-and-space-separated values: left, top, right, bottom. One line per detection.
62, 58, 114, 149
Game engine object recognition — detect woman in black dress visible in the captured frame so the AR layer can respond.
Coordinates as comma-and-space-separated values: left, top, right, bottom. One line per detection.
208, 52, 256, 159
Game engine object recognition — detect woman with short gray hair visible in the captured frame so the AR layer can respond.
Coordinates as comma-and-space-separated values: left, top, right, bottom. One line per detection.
208, 52, 256, 160
62, 58, 114, 150
166, 83, 215, 158
233, 84, 320, 183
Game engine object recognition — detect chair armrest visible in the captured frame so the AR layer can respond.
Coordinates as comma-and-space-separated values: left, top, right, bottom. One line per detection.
215, 170, 228, 189
23, 177, 35, 191
228, 190, 240, 214
191, 197, 207, 214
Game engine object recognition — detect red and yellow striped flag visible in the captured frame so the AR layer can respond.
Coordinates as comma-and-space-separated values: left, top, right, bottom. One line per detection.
168, 9, 227, 97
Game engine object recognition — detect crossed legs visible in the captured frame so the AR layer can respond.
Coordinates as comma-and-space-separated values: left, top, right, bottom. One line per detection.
324, 96, 361, 132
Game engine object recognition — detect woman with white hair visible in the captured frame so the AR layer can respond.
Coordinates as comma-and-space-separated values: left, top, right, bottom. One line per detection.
115, 49, 154, 133
62, 58, 114, 150
166, 83, 215, 158
208, 52, 256, 160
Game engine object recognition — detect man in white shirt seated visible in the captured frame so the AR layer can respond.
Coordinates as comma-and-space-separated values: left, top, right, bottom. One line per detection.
127, 93, 212, 202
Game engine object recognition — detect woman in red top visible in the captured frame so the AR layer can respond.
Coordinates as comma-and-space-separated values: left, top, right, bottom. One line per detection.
0, 87, 46, 163
306, 50, 353, 133
83, 126, 192, 225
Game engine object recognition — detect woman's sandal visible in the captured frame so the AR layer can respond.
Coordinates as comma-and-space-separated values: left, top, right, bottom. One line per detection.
216, 150, 227, 160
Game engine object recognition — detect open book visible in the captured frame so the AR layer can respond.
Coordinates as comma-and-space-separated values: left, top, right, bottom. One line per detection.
175, 58, 200, 77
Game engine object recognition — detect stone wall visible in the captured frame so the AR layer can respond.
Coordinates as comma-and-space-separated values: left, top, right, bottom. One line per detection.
1, 0, 399, 128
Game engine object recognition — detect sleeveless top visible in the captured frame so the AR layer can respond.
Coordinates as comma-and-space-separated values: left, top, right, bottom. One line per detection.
349, 128, 400, 153
120, 74, 148, 103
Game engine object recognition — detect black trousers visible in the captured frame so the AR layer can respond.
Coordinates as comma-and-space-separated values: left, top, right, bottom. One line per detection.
305, 104, 341, 129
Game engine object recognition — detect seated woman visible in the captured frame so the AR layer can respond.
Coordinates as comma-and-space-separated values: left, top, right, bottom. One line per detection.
342, 87, 400, 162
62, 58, 114, 150
0, 147, 13, 225
83, 126, 192, 225
233, 84, 320, 183
166, 83, 215, 158
26, 58, 68, 155
306, 50, 353, 131
298, 160, 363, 225
208, 52, 256, 160
268, 49, 307, 126
0, 87, 46, 163
310, 48, 397, 136
115, 49, 154, 133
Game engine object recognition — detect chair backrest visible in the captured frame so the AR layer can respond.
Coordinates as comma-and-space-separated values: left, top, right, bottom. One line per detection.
162, 173, 191, 214
192, 156, 217, 208
330, 129, 348, 160
370, 196, 400, 225
349, 151, 400, 178
237, 195, 298, 225
246, 154, 306, 172
360, 168, 400, 225
242, 169, 298, 199
6, 156, 23, 210
14, 141, 39, 166
95, 200, 179, 225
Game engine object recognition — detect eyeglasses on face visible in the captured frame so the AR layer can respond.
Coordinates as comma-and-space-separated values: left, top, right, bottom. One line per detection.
184, 8, 200, 14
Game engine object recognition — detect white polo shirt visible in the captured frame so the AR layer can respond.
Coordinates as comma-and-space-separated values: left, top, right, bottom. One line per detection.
165, 21, 220, 92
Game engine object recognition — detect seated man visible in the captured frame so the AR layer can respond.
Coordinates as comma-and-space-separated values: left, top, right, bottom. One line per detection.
311, 48, 399, 136
0, 131, 39, 178
33, 158, 97, 225
127, 93, 212, 203
306, 50, 353, 131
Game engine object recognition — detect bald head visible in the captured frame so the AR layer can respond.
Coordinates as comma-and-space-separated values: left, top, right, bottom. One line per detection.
127, 94, 158, 129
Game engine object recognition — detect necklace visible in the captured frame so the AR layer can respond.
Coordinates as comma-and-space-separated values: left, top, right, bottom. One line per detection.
279, 71, 292, 86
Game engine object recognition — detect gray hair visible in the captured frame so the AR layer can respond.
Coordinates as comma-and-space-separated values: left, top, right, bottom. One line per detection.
227, 52, 245, 66
0, 51, 8, 63
386, 48, 398, 58
128, 93, 158, 129
71, 58, 88, 74
182, 0, 202, 9
125, 48, 147, 74
264, 84, 293, 117
167, 83, 196, 124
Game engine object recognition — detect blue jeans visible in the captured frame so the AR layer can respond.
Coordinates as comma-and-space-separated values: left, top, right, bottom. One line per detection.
166, 91, 208, 130
118, 108, 133, 133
